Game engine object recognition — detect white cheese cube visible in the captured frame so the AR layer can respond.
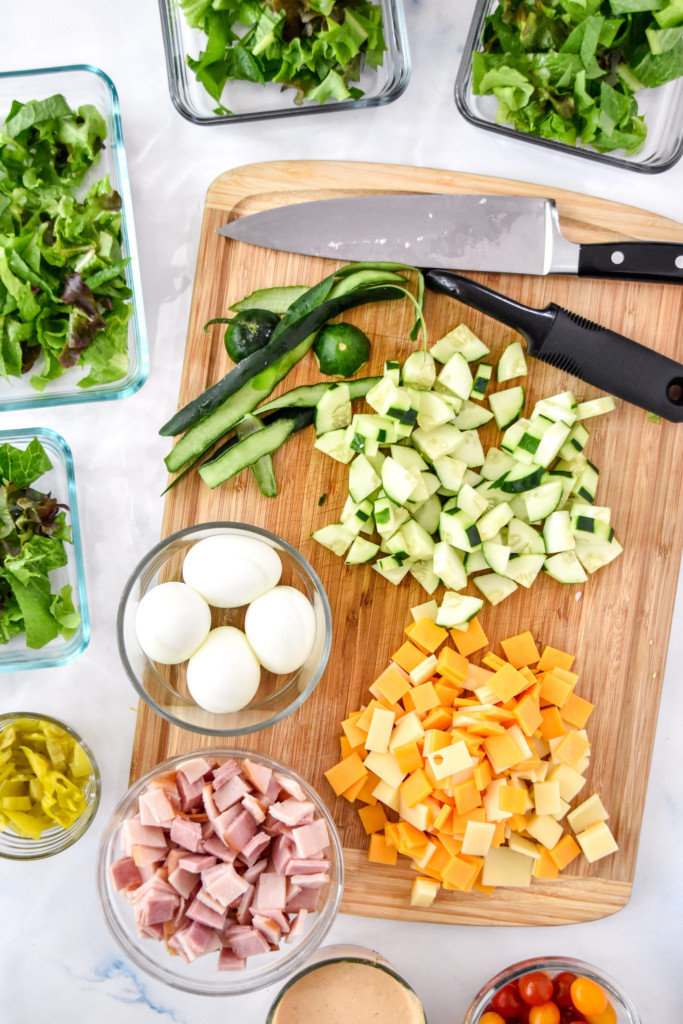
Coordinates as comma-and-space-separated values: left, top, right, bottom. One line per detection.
365, 707, 395, 754
364, 751, 406, 790
507, 834, 541, 860
427, 740, 471, 780
567, 793, 609, 834
525, 813, 564, 850
461, 820, 496, 857
533, 780, 562, 816
389, 711, 424, 751
482, 846, 533, 887
371, 779, 400, 812
576, 821, 619, 863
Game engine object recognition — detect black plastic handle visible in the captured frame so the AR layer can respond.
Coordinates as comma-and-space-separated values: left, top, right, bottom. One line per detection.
424, 269, 683, 422
578, 242, 683, 284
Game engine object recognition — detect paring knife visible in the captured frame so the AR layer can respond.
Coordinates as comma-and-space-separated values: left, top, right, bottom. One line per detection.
217, 193, 683, 284
425, 270, 683, 423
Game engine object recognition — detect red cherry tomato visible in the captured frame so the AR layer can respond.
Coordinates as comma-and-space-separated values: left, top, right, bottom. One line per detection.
553, 973, 577, 1008
559, 1008, 586, 1024
529, 1002, 561, 1024
519, 972, 555, 1007
492, 983, 526, 1019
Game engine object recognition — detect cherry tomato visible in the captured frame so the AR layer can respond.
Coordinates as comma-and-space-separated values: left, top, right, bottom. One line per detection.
529, 1002, 560, 1024
570, 979, 608, 1018
519, 972, 555, 1006
559, 1008, 586, 1024
480, 1014, 506, 1024
585, 1003, 617, 1024
492, 983, 526, 1019
553, 973, 577, 1008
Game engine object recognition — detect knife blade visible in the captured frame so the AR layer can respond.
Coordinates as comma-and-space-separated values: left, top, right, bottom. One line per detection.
424, 270, 683, 422
217, 193, 683, 284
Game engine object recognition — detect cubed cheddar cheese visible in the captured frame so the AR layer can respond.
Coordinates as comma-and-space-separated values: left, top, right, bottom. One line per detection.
539, 705, 567, 741
513, 694, 543, 737
548, 833, 581, 870
554, 730, 590, 769
483, 730, 525, 773
498, 784, 527, 815
482, 652, 506, 671
368, 833, 398, 865
374, 664, 412, 705
442, 853, 480, 891
450, 617, 488, 657
436, 647, 469, 685
341, 711, 368, 748
401, 768, 433, 808
389, 711, 425, 751
365, 707, 395, 754
461, 819, 495, 857
500, 631, 540, 668
341, 774, 373, 803
453, 778, 482, 815
575, 821, 619, 863
393, 741, 423, 775
410, 876, 440, 907
422, 728, 451, 756
539, 672, 574, 707
410, 681, 441, 712
537, 645, 575, 673
392, 641, 427, 674
533, 847, 560, 879
488, 662, 529, 702
567, 793, 609, 833
406, 617, 449, 655
324, 753, 367, 796
358, 803, 388, 835
559, 692, 594, 729
482, 846, 533, 887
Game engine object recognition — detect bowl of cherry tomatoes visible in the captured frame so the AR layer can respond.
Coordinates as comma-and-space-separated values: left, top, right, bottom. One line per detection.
463, 957, 640, 1024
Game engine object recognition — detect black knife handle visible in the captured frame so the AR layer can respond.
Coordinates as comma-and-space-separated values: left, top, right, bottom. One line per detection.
424, 269, 555, 340
536, 306, 683, 421
578, 242, 683, 284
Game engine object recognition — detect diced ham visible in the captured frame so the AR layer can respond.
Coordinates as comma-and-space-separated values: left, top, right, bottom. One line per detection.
214, 775, 251, 812
289, 872, 330, 888
264, 776, 282, 803
252, 914, 282, 945
202, 835, 236, 863
226, 925, 270, 959
178, 854, 217, 873
187, 896, 228, 930
213, 804, 243, 844
109, 856, 142, 892
131, 843, 167, 867
217, 948, 246, 971
170, 817, 204, 853
202, 862, 250, 908
122, 819, 169, 849
243, 859, 268, 885
269, 834, 295, 875
222, 809, 258, 853
196, 887, 228, 914
290, 818, 330, 859
241, 793, 266, 824
136, 885, 180, 927
269, 798, 316, 827
242, 759, 273, 795
139, 787, 176, 827
169, 921, 221, 962
274, 772, 307, 802
137, 921, 165, 941
284, 858, 329, 876
235, 884, 254, 925
253, 872, 287, 912
251, 908, 290, 933
176, 771, 206, 813
202, 783, 220, 824
177, 757, 212, 785
285, 886, 321, 912
238, 831, 271, 867
286, 909, 308, 943
211, 759, 240, 789
168, 866, 199, 901
262, 813, 289, 837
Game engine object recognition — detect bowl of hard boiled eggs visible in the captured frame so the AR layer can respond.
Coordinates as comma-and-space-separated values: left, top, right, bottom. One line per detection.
117, 523, 332, 736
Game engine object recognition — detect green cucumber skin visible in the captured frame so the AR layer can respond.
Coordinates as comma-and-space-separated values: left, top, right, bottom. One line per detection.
235, 415, 278, 498
199, 408, 314, 489
257, 376, 381, 415
161, 285, 403, 438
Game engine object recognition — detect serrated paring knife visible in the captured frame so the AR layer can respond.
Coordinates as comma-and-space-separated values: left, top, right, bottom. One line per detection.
217, 193, 683, 284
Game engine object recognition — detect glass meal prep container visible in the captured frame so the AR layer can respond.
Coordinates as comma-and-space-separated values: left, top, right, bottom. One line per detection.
0, 427, 89, 670
157, 0, 410, 125
0, 65, 148, 409
455, 0, 683, 174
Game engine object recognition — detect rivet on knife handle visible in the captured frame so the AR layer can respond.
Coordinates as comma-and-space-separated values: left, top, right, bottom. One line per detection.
424, 270, 683, 423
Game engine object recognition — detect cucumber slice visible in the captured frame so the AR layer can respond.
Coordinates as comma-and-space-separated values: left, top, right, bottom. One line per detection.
373, 560, 412, 585
399, 519, 436, 560
543, 511, 575, 554
504, 553, 545, 587
341, 498, 374, 537
576, 396, 616, 420
572, 518, 615, 543
497, 341, 528, 382
312, 523, 356, 555
569, 503, 611, 526
454, 400, 495, 430
346, 428, 379, 457
455, 483, 489, 522
477, 502, 514, 541
439, 508, 482, 552
315, 383, 351, 435
465, 549, 488, 573
412, 424, 463, 461
366, 378, 402, 416
436, 592, 484, 627
543, 470, 576, 507
498, 463, 544, 494
473, 572, 518, 605
524, 481, 563, 522
471, 362, 493, 400
374, 496, 410, 538
452, 430, 485, 468
410, 559, 440, 595
544, 551, 588, 584
381, 456, 419, 505
558, 423, 590, 461
390, 445, 428, 473
573, 462, 600, 503
501, 418, 531, 454
433, 455, 467, 494
345, 537, 380, 564
574, 537, 623, 574
384, 360, 401, 385
352, 413, 399, 443
515, 417, 552, 458
489, 385, 525, 430
430, 324, 490, 364
402, 351, 436, 390
532, 421, 571, 468
314, 429, 355, 463
433, 541, 467, 591
349, 454, 381, 503
481, 448, 517, 481
531, 392, 578, 426
437, 352, 474, 400
507, 518, 545, 555
416, 390, 455, 430
482, 541, 511, 575
412, 494, 442, 535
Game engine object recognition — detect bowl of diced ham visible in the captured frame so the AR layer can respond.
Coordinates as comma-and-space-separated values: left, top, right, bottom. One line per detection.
96, 748, 343, 995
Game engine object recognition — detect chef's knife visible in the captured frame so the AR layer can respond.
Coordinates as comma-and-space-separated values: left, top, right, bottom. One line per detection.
217, 193, 683, 284
425, 270, 683, 422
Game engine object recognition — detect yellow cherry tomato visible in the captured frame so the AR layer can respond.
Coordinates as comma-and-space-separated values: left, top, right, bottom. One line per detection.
586, 1001, 617, 1024
480, 1014, 505, 1024
570, 978, 608, 1017
529, 1001, 561, 1024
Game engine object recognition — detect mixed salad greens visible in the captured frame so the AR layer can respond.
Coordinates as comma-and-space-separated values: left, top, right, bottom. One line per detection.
179, 0, 387, 112
472, 0, 683, 154
0, 438, 79, 649
0, 94, 133, 390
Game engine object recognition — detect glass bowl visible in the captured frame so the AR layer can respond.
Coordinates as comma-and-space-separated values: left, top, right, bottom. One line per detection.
267, 945, 427, 1023
0, 65, 148, 408
455, 0, 683, 174
0, 427, 89, 670
157, 0, 410, 125
117, 522, 332, 736
0, 712, 100, 859
96, 748, 344, 996
464, 956, 640, 1024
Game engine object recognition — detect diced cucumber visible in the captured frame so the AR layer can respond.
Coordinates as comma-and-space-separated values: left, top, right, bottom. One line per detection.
482, 541, 511, 575
374, 496, 410, 538
475, 479, 512, 509
489, 385, 525, 430
373, 560, 411, 585
349, 454, 381, 503
471, 362, 493, 400
574, 537, 623, 574
501, 418, 531, 453
433, 541, 467, 590
473, 572, 518, 605
341, 498, 374, 537
412, 424, 463, 460
345, 537, 380, 564
366, 451, 386, 477
452, 430, 485, 468
381, 456, 419, 505
497, 341, 527, 382
433, 455, 467, 494
312, 523, 356, 555
411, 494, 442, 535
569, 503, 611, 526
515, 417, 552, 457
390, 445, 428, 473
481, 448, 517, 481
430, 324, 490, 364
402, 351, 436, 390
439, 508, 481, 552
559, 423, 590, 461
437, 352, 474, 400
544, 551, 588, 584
543, 510, 575, 553
576, 396, 616, 420
416, 390, 457, 430
498, 462, 544, 494
315, 383, 351, 434
314, 429, 355, 463
573, 462, 599, 503
384, 360, 401, 385
454, 400, 495, 429
436, 592, 484, 627
410, 559, 440, 594
531, 392, 578, 426
455, 483, 489, 522
507, 518, 545, 555
377, 552, 412, 571
543, 470, 576, 507
504, 553, 545, 587
366, 376, 397, 414
465, 549, 488, 573
345, 426, 379, 457
523, 481, 563, 522
533, 421, 571, 468
572, 518, 614, 543
400, 519, 436, 560
464, 469, 483, 487
477, 502, 514, 541
352, 413, 399, 444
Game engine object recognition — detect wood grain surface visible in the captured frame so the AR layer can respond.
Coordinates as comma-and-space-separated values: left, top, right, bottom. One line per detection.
130, 161, 683, 925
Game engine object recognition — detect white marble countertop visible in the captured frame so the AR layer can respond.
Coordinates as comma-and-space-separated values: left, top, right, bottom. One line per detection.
2, 1, 682, 1020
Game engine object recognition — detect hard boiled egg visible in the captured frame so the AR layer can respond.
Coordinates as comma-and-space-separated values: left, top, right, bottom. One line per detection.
182, 534, 282, 608
135, 582, 211, 665
244, 586, 316, 675
186, 626, 261, 713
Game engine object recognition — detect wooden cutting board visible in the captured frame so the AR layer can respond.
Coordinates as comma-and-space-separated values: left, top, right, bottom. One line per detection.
130, 160, 683, 926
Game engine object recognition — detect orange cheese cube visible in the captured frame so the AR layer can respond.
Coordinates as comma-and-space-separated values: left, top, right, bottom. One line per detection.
450, 617, 488, 657
442, 853, 480, 890
325, 753, 367, 796
341, 712, 368, 748
410, 682, 441, 713
406, 617, 449, 654
358, 803, 388, 835
393, 741, 423, 775
552, 667, 579, 687
401, 768, 433, 808
554, 730, 590, 768
491, 821, 507, 847
533, 846, 560, 879
537, 645, 575, 673
488, 662, 530, 703
357, 700, 384, 733
453, 778, 483, 816
539, 705, 567, 741
549, 833, 581, 870
473, 758, 492, 792
498, 785, 527, 815
559, 693, 594, 729
483, 730, 525, 773
392, 641, 426, 674
374, 664, 412, 704
425, 841, 452, 876
422, 729, 451, 756
434, 683, 459, 708
436, 647, 469, 685
341, 774, 372, 803
397, 822, 427, 850
352, 772, 380, 806
449, 809, 487, 838
367, 833, 398, 865
384, 822, 401, 848
539, 672, 574, 707
514, 694, 543, 737
500, 631, 540, 668
340, 736, 365, 759
482, 652, 506, 671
